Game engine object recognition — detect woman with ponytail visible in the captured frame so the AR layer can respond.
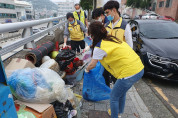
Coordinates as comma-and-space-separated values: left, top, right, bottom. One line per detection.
85, 21, 144, 118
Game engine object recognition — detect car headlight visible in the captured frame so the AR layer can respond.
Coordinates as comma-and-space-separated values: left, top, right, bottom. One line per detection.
147, 52, 171, 62
147, 52, 178, 71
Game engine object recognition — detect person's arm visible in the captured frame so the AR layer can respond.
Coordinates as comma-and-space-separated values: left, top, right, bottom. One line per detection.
84, 12, 88, 28
80, 21, 88, 36
64, 37, 67, 44
124, 24, 133, 48
86, 48, 107, 72
86, 59, 98, 71
63, 23, 69, 47
85, 19, 88, 28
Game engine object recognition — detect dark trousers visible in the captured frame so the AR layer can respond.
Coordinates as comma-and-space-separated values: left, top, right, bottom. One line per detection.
103, 69, 117, 87
71, 40, 85, 53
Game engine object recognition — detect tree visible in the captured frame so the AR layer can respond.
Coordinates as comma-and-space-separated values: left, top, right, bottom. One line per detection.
126, 0, 152, 10
126, 0, 134, 7
79, 0, 93, 20
80, 0, 93, 11
53, 13, 57, 17
140, 1, 146, 9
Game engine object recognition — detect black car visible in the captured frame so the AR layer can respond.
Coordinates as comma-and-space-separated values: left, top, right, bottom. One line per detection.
129, 20, 178, 81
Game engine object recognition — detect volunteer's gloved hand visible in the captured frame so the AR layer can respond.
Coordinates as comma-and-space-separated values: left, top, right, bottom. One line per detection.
85, 69, 89, 73
87, 35, 91, 38
83, 46, 90, 53
63, 43, 66, 48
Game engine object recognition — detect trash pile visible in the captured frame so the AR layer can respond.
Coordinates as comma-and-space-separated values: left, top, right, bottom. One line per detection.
4, 40, 91, 118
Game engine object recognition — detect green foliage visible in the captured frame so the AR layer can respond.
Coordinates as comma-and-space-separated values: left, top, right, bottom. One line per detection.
140, 0, 146, 9
79, 0, 93, 11
126, 0, 151, 9
126, 0, 133, 7
53, 13, 57, 17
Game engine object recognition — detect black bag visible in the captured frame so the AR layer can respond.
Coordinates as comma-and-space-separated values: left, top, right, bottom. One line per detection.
55, 49, 76, 71
51, 100, 73, 118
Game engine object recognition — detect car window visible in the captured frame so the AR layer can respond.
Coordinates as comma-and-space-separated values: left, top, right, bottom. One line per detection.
151, 14, 156, 16
139, 22, 178, 39
159, 16, 164, 18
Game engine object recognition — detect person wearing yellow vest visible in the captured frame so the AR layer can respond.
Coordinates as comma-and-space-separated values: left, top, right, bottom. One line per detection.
85, 21, 144, 118
100, 1, 133, 89
104, 1, 133, 48
63, 12, 88, 53
73, 3, 88, 28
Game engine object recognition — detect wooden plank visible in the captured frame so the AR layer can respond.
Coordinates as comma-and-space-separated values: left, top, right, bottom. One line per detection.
89, 110, 110, 118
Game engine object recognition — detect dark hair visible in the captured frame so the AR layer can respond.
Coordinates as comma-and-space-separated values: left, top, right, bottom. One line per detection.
118, 11, 121, 16
103, 0, 120, 11
88, 21, 122, 55
92, 7, 104, 19
66, 12, 74, 19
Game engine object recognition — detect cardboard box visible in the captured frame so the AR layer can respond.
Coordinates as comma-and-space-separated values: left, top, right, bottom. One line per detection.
5, 58, 35, 77
0, 83, 18, 118
15, 100, 57, 118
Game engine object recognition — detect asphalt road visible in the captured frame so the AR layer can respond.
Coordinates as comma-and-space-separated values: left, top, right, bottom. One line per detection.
143, 76, 178, 117
135, 75, 178, 118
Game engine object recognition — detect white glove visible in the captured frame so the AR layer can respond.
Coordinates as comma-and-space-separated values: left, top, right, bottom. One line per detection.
85, 69, 89, 73
63, 43, 66, 48
83, 46, 90, 52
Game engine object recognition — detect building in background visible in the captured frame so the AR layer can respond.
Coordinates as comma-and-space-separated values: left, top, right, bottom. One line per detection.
0, 0, 17, 23
56, 0, 74, 16
152, 0, 178, 20
15, 0, 34, 21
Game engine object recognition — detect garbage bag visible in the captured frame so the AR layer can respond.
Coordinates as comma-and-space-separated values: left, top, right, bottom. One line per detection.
82, 62, 111, 101
42, 56, 51, 63
84, 36, 92, 46
56, 49, 76, 71
40, 59, 60, 73
17, 105, 36, 118
8, 68, 68, 103
51, 100, 73, 118
81, 50, 91, 63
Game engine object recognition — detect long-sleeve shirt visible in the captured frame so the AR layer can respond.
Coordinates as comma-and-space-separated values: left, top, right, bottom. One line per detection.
63, 20, 87, 39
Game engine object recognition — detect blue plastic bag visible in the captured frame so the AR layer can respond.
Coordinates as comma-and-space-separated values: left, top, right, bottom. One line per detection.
82, 62, 111, 101
84, 36, 92, 46
8, 68, 51, 100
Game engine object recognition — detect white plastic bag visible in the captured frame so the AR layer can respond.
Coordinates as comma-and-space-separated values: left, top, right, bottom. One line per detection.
8, 68, 68, 103
40, 59, 60, 72
42, 56, 51, 63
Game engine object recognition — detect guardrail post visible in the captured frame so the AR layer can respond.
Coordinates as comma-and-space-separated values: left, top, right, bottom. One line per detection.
22, 27, 36, 49
47, 21, 54, 36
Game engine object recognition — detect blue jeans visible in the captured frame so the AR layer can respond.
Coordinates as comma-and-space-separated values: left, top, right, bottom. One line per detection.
110, 69, 144, 118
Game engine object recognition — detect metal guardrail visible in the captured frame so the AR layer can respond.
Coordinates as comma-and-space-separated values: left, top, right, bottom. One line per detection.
0, 16, 67, 56
0, 16, 65, 33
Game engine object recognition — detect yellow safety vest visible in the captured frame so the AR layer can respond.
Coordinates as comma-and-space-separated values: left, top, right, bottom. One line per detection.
73, 10, 85, 25
96, 39, 144, 79
106, 17, 127, 42
68, 20, 84, 41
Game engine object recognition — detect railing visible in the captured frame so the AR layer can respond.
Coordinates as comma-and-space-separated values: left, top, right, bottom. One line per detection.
0, 16, 67, 56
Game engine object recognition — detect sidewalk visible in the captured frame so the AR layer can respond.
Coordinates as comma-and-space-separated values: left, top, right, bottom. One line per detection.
73, 80, 153, 118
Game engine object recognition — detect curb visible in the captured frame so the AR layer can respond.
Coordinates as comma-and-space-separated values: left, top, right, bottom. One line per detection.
128, 86, 153, 118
